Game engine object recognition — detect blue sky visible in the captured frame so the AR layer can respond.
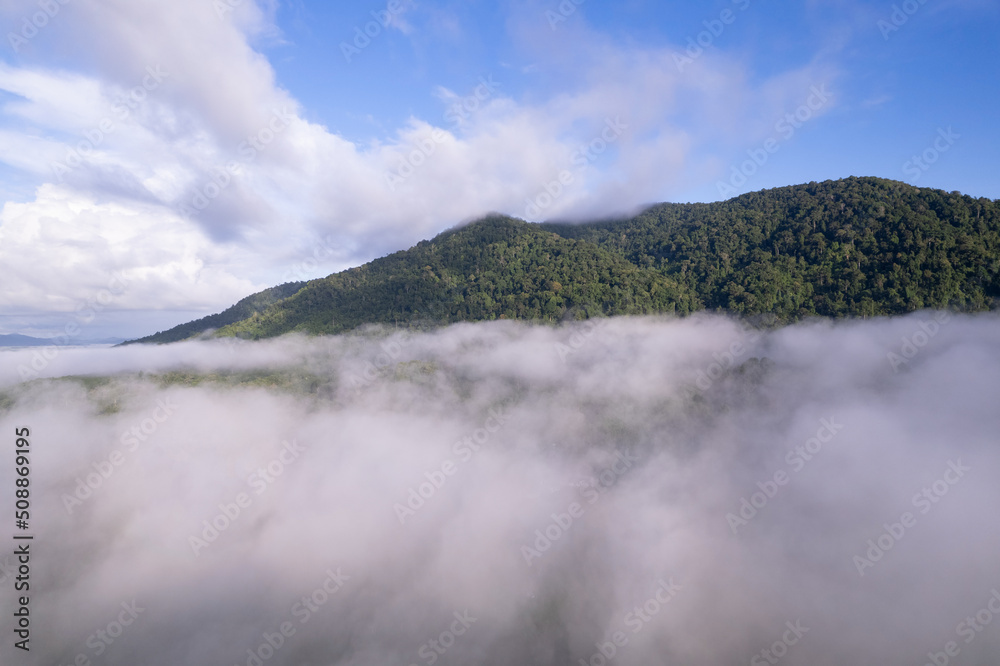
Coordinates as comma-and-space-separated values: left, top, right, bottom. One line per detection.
266, 0, 999, 202
0, 0, 997, 339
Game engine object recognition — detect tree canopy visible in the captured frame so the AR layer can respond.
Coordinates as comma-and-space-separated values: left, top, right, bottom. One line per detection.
129, 177, 1000, 344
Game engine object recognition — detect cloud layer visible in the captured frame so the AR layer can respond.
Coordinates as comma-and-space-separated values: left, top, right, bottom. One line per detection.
0, 0, 836, 325
1, 313, 998, 664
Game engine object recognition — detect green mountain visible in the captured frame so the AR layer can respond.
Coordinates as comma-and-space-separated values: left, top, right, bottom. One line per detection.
541, 176, 1000, 317
129, 177, 1000, 344
219, 215, 695, 339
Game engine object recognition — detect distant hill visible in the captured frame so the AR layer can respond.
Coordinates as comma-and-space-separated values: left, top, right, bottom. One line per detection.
0, 334, 54, 347
0, 334, 124, 347
126, 177, 1000, 344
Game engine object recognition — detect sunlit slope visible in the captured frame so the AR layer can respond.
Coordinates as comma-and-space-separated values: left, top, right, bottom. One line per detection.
218, 216, 697, 339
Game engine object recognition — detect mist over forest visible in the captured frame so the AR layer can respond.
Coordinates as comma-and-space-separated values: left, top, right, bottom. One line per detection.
2, 313, 999, 665
0, 0, 998, 662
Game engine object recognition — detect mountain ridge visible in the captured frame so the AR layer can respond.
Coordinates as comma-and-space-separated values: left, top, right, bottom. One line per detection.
126, 177, 1000, 344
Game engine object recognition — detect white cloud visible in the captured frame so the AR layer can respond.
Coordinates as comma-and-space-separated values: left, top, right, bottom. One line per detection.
0, 0, 838, 327
0, 184, 257, 313
0, 315, 998, 663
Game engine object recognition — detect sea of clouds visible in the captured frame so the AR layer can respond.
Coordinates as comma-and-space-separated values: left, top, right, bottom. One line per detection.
1, 313, 999, 666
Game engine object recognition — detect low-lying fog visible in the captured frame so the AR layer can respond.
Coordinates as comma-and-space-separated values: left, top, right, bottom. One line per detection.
1, 313, 998, 665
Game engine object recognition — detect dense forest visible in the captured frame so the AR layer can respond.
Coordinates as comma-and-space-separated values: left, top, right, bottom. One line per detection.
217, 216, 695, 339
543, 177, 1000, 317
129, 177, 1000, 343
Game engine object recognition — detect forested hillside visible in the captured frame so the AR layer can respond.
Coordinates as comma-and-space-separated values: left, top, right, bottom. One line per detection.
542, 177, 1000, 318
129, 178, 1000, 343
217, 216, 696, 339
